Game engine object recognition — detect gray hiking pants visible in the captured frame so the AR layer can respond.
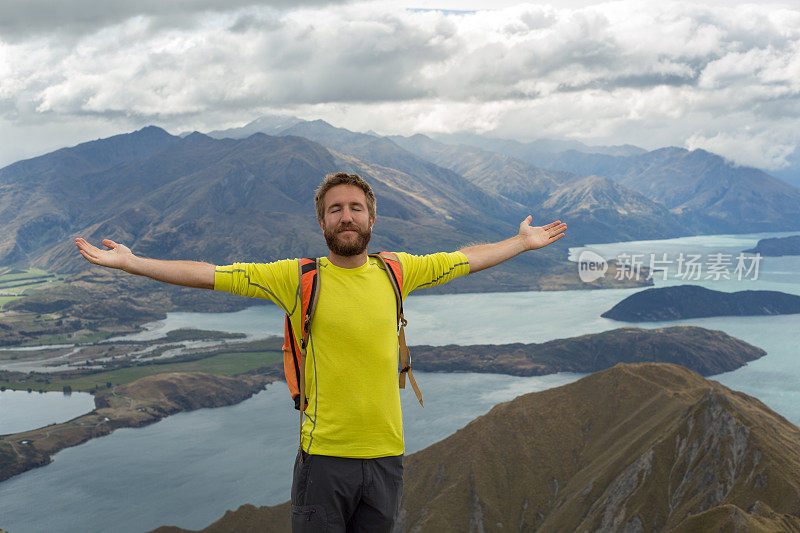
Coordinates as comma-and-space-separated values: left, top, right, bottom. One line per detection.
291, 450, 404, 532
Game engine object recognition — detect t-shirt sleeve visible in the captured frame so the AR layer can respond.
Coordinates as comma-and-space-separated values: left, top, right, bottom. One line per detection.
395, 251, 470, 299
213, 259, 300, 315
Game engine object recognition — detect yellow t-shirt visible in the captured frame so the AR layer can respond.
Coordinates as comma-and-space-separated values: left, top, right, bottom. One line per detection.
214, 251, 470, 458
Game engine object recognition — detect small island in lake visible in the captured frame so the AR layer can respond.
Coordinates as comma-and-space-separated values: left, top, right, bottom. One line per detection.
601, 285, 800, 322
743, 234, 800, 256
411, 325, 765, 377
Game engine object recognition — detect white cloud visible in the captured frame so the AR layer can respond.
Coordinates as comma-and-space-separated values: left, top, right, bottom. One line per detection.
3, 0, 800, 172
686, 129, 799, 170
0, 0, 346, 38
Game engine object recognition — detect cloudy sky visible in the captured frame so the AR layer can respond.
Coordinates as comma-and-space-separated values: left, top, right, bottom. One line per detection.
2, 0, 800, 172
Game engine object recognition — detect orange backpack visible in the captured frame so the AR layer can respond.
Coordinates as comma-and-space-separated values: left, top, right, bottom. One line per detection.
281, 252, 423, 415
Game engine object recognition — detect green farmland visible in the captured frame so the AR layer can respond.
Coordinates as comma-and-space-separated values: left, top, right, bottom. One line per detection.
0, 268, 61, 309
0, 350, 282, 393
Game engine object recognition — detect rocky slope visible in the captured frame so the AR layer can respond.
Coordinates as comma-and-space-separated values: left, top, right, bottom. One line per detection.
602, 285, 800, 321
149, 363, 800, 532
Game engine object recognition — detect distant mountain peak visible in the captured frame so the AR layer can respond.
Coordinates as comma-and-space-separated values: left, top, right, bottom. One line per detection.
685, 147, 726, 164
137, 125, 169, 135
203, 114, 303, 140
306, 118, 335, 128
651, 146, 688, 156
581, 174, 614, 185
182, 131, 213, 143
248, 115, 295, 126
70, 125, 173, 151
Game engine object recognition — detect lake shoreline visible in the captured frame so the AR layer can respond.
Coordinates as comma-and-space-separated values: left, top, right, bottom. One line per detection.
1, 324, 767, 484
0, 371, 278, 483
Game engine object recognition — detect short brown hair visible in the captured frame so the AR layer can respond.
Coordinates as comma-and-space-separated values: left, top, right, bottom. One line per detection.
314, 172, 376, 222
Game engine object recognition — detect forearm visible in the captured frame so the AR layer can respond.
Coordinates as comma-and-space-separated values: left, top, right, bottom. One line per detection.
124, 255, 216, 289
459, 235, 527, 274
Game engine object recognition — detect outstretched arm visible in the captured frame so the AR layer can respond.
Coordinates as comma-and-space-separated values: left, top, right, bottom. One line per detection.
75, 238, 216, 289
459, 216, 567, 274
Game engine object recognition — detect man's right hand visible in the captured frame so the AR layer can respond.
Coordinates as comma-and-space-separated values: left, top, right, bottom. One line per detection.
75, 238, 133, 271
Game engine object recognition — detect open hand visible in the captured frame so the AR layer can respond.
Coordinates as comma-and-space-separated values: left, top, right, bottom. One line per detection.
519, 216, 567, 250
75, 238, 133, 270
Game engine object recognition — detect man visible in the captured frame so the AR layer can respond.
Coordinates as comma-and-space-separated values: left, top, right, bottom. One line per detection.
75, 172, 567, 532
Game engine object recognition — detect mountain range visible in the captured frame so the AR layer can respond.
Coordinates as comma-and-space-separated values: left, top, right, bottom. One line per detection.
388, 134, 687, 244
429, 132, 800, 234
432, 130, 800, 191
211, 114, 800, 237
150, 363, 800, 532
0, 127, 527, 277
3, 114, 800, 279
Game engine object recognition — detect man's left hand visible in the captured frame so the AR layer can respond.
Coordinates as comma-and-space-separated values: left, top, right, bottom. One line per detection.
518, 216, 567, 251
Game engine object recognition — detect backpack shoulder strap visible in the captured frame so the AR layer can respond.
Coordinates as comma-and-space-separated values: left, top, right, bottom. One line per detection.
287, 257, 321, 461
299, 257, 321, 350
370, 252, 423, 407
283, 257, 320, 413
297, 257, 320, 413
371, 252, 404, 322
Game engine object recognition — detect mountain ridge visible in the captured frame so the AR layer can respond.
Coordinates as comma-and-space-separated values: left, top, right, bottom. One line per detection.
457, 140, 800, 234
0, 128, 521, 273
389, 133, 689, 244
209, 117, 800, 240
149, 363, 800, 532
395, 132, 800, 235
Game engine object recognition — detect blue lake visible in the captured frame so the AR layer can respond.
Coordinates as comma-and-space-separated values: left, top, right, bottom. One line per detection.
0, 230, 798, 533
0, 372, 582, 533
0, 390, 95, 434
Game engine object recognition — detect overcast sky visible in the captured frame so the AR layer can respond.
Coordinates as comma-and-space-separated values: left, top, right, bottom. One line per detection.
3, 0, 800, 171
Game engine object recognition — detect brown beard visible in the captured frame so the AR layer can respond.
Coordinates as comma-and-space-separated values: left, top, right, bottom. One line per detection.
323, 222, 372, 256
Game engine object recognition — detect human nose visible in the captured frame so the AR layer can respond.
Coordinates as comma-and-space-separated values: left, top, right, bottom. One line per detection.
340, 207, 354, 222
